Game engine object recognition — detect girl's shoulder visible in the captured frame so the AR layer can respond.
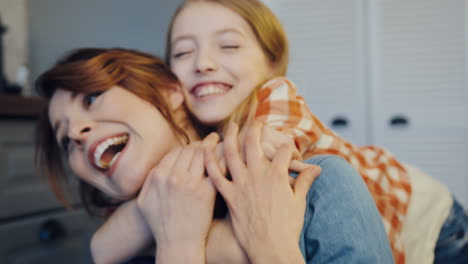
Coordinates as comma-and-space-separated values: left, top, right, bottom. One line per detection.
260, 76, 297, 91
257, 77, 299, 102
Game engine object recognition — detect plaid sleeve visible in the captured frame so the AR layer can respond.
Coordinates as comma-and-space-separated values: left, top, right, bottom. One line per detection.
255, 77, 327, 156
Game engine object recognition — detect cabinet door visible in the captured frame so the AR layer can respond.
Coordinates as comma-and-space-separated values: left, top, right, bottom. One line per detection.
269, 0, 369, 145
369, 0, 468, 207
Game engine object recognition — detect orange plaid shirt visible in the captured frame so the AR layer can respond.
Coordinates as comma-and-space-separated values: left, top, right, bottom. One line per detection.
255, 77, 412, 263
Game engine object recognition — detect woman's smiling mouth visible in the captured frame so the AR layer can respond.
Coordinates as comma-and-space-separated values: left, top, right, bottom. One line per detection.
88, 133, 129, 174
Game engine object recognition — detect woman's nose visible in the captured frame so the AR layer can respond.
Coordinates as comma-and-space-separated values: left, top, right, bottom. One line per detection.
69, 123, 92, 146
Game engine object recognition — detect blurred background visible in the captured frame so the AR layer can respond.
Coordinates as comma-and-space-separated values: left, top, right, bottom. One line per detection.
0, 0, 466, 263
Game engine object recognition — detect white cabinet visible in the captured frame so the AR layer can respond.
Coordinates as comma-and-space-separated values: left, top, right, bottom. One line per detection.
369, 0, 468, 208
271, 0, 369, 146
269, 0, 468, 207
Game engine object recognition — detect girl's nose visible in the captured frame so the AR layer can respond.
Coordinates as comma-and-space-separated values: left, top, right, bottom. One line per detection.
195, 50, 218, 74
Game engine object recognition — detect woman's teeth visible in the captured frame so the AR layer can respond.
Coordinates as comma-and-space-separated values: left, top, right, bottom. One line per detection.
195, 85, 227, 97
93, 135, 128, 169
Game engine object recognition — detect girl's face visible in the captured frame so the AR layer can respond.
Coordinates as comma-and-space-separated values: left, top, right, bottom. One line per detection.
169, 1, 274, 125
48, 86, 183, 200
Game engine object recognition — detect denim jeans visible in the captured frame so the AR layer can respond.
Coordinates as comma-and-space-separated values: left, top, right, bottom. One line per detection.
127, 155, 394, 264
434, 198, 468, 264
297, 155, 394, 263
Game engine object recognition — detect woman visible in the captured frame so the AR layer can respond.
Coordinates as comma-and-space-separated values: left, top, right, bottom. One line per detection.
35, 48, 392, 263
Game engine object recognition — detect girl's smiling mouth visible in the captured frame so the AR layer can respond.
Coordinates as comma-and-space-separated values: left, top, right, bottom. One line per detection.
190, 82, 231, 99
88, 133, 129, 175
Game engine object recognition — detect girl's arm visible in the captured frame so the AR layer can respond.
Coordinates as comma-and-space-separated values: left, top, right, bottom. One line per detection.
255, 77, 328, 158
91, 200, 250, 264
90, 200, 152, 264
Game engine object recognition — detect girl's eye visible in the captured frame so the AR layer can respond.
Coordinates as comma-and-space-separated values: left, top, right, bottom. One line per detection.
222, 45, 240, 50
83, 91, 103, 108
173, 50, 192, 59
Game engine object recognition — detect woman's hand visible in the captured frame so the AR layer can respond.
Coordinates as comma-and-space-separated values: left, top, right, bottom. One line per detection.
205, 121, 321, 263
137, 134, 219, 264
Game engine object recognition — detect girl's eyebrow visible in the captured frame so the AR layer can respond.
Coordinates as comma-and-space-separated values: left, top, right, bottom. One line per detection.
171, 28, 246, 46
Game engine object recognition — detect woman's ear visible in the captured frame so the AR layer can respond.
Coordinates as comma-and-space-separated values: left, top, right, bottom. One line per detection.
168, 86, 185, 111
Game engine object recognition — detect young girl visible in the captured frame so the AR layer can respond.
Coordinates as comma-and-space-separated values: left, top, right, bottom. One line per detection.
166, 0, 468, 263
35, 48, 393, 263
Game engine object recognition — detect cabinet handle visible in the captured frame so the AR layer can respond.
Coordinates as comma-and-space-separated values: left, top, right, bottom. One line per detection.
389, 115, 409, 127
331, 116, 349, 129
38, 219, 65, 242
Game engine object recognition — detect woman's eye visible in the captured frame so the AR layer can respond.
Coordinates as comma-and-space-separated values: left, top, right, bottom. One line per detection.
61, 136, 71, 154
83, 91, 103, 108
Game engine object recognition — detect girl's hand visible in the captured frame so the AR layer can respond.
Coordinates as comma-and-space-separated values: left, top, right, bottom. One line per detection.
205, 122, 321, 263
136, 134, 219, 263
214, 124, 310, 181
237, 123, 308, 173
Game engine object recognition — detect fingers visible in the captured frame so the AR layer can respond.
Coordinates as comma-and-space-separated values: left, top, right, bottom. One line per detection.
289, 160, 312, 172
214, 142, 227, 176
271, 143, 295, 182
244, 121, 265, 166
205, 145, 233, 202
223, 123, 247, 181
172, 145, 196, 181
202, 132, 219, 149
148, 147, 183, 183
288, 176, 296, 186
293, 165, 321, 200
139, 149, 183, 201
189, 147, 205, 180
186, 133, 219, 180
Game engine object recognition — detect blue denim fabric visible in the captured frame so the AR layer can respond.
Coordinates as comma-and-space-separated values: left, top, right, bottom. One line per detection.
434, 198, 468, 264
296, 155, 394, 263
126, 155, 394, 264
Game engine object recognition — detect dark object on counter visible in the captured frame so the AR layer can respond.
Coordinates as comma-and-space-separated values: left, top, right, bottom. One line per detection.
38, 219, 66, 242
0, 15, 21, 94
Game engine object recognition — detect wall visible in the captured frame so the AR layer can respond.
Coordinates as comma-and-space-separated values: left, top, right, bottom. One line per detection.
0, 0, 28, 92
27, 0, 183, 83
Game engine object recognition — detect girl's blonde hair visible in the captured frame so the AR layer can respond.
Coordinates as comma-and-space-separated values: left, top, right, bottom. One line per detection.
165, 0, 289, 134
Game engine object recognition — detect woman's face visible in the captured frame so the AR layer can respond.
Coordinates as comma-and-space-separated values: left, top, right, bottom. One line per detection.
48, 86, 183, 200
169, 1, 274, 125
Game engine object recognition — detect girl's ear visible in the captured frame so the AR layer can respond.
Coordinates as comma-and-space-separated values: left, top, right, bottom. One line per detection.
267, 60, 278, 78
168, 86, 185, 111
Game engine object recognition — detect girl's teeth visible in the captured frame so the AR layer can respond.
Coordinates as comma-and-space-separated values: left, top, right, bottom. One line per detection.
196, 85, 226, 97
